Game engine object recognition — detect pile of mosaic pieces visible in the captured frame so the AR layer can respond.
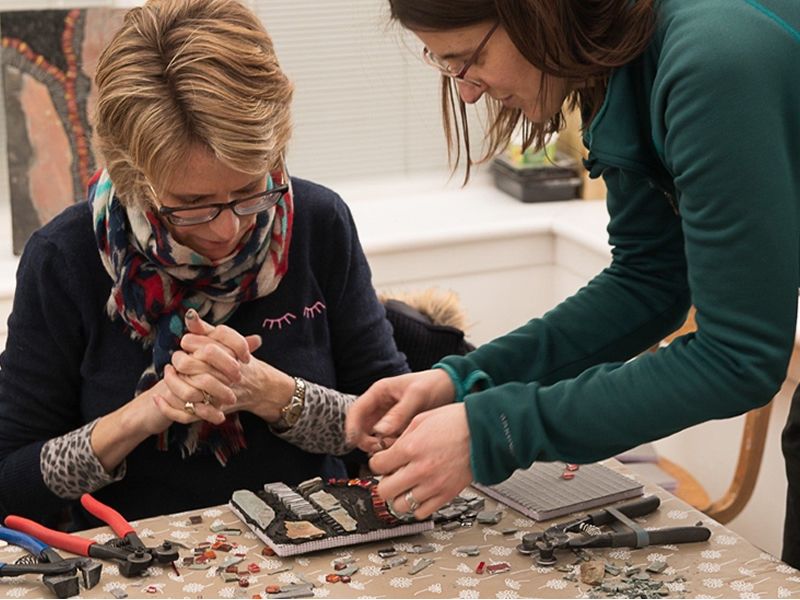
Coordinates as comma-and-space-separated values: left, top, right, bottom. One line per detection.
433, 492, 512, 531
555, 549, 689, 599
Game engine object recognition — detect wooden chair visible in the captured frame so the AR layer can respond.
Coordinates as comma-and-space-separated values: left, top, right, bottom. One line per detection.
655, 308, 774, 524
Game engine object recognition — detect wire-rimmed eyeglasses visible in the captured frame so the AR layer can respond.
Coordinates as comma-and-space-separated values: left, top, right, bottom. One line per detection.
421, 22, 499, 86
158, 163, 290, 227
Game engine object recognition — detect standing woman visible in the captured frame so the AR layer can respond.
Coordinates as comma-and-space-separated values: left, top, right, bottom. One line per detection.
346, 0, 800, 562
0, 0, 408, 526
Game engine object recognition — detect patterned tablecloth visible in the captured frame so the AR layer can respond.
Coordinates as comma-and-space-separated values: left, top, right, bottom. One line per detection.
1, 465, 797, 599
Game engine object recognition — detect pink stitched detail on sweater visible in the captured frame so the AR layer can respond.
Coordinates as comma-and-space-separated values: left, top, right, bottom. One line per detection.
303, 301, 326, 319
262, 312, 297, 330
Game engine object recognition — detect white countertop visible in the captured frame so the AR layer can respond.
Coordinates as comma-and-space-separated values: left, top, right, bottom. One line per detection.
336, 171, 610, 256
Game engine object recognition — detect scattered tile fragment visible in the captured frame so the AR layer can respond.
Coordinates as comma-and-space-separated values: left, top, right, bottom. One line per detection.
646, 560, 667, 574
485, 562, 511, 575
580, 560, 605, 586
476, 510, 503, 525
408, 557, 434, 575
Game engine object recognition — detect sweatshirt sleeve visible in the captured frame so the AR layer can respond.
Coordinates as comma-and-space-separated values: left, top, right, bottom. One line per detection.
0, 232, 89, 521
440, 11, 799, 484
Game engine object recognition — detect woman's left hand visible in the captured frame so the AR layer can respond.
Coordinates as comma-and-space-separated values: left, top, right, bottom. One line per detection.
170, 310, 295, 424
368, 403, 474, 519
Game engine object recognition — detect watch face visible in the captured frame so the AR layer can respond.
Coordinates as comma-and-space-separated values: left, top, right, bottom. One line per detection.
285, 402, 303, 425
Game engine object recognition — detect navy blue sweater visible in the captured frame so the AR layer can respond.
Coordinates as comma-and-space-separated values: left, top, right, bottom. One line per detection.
0, 178, 408, 524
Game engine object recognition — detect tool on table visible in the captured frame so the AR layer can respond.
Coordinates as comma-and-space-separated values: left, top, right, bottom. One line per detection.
517, 495, 711, 566
0, 525, 102, 598
5, 515, 152, 578
79, 494, 179, 565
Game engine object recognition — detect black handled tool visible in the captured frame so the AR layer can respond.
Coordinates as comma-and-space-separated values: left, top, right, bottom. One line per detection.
0, 525, 102, 598
569, 525, 711, 548
517, 495, 711, 566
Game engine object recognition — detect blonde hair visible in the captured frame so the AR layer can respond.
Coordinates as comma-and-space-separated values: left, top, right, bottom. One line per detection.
93, 0, 293, 207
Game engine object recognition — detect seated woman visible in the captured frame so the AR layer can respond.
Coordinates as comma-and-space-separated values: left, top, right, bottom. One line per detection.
0, 0, 407, 526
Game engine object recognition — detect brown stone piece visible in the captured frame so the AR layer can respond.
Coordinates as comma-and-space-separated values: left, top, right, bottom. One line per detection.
285, 520, 326, 540
580, 560, 606, 586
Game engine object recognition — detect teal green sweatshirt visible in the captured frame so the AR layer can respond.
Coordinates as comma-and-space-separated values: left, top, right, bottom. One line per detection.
439, 0, 800, 484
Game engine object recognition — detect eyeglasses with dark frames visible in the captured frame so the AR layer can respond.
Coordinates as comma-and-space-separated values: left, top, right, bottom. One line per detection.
158, 164, 290, 227
422, 22, 499, 86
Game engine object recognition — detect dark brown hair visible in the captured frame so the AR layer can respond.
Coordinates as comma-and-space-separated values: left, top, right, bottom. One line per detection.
388, 0, 655, 181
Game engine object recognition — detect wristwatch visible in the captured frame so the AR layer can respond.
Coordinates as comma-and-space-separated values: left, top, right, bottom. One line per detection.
273, 377, 306, 431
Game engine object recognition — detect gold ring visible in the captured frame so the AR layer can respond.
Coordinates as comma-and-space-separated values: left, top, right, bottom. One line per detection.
184, 401, 196, 415
201, 390, 214, 406
404, 490, 420, 512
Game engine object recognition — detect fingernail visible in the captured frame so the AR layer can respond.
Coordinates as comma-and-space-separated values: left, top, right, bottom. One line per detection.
186, 309, 197, 320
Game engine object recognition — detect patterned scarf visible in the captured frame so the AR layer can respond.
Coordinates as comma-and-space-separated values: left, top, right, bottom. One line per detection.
88, 168, 293, 465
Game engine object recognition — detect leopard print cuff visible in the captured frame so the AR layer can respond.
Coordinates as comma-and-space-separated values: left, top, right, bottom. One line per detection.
271, 381, 354, 456
40, 419, 126, 500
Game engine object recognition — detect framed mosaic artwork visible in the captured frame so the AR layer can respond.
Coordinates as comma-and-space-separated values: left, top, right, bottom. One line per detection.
1, 8, 125, 254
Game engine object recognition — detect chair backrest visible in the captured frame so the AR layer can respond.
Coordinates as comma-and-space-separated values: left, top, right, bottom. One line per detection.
658, 307, 772, 524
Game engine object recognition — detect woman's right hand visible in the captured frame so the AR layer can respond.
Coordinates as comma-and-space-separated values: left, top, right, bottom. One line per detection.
345, 369, 456, 454
92, 379, 191, 472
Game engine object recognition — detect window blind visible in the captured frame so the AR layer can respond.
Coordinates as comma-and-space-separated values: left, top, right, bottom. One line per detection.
249, 0, 452, 184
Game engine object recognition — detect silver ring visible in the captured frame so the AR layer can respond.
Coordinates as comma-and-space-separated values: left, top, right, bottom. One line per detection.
201, 390, 214, 406
404, 490, 420, 512
184, 401, 196, 415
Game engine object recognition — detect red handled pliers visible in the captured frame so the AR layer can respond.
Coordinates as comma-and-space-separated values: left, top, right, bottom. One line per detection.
6, 493, 178, 578
5, 514, 152, 578
78, 494, 178, 565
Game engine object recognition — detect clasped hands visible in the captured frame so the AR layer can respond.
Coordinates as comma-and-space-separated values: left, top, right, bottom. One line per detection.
150, 308, 293, 429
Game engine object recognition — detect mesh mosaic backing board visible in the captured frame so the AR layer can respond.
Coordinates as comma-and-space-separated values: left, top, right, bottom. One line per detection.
230, 480, 433, 557
472, 462, 643, 521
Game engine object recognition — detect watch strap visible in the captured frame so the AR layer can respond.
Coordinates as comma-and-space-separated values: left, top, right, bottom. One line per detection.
273, 377, 306, 431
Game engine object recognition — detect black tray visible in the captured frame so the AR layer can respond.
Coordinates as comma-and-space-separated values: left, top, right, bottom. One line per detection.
491, 155, 582, 203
